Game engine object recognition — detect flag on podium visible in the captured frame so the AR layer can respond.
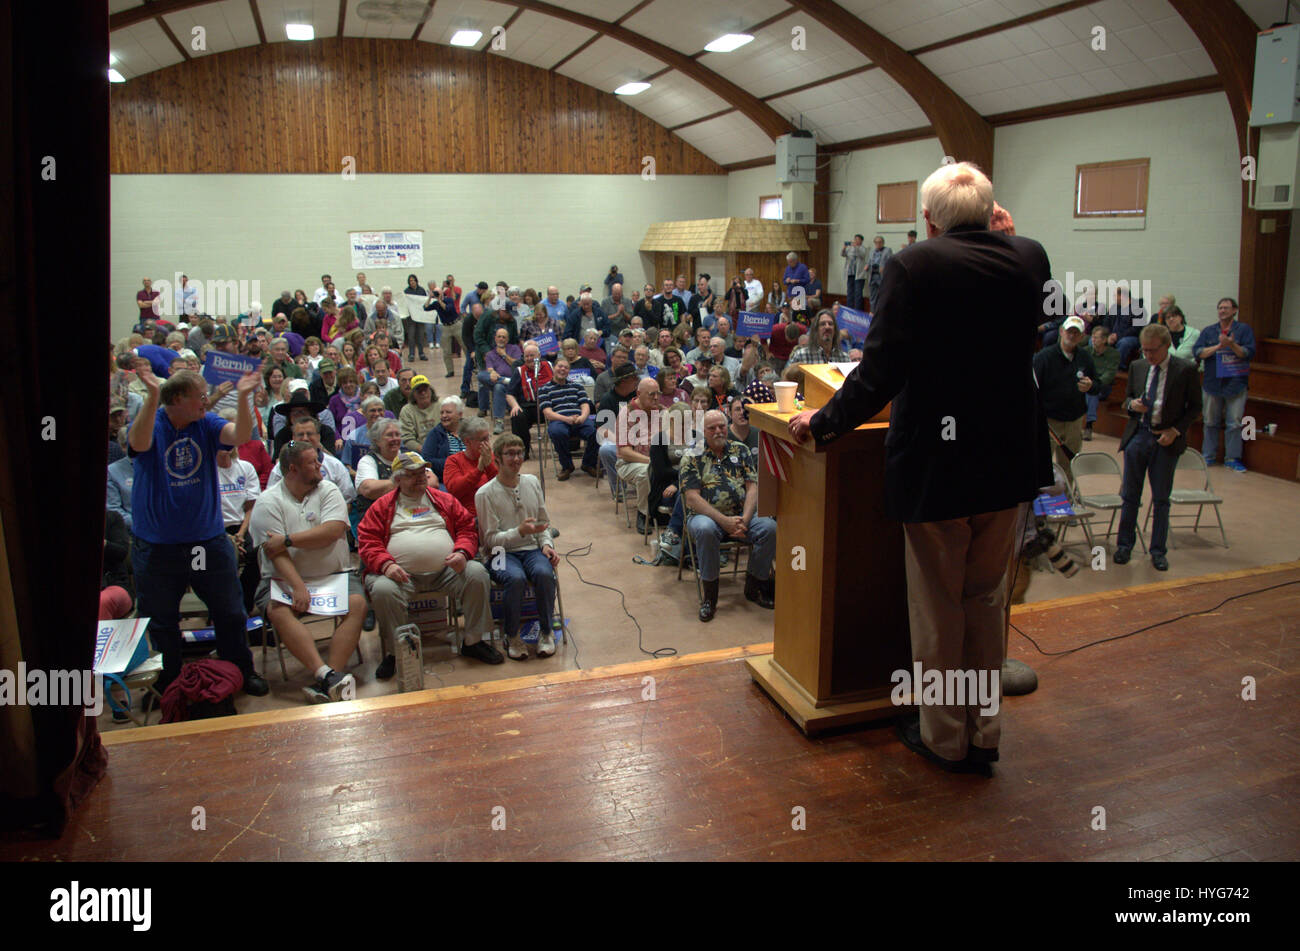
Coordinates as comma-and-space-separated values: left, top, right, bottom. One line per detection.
759, 430, 795, 481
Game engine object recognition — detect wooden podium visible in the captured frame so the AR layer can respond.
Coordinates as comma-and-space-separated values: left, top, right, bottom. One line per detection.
746, 365, 911, 735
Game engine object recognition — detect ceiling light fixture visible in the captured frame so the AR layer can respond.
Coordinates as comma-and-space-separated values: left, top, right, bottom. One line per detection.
614, 81, 651, 95
704, 33, 754, 53
285, 23, 315, 41
450, 30, 483, 46
108, 68, 126, 83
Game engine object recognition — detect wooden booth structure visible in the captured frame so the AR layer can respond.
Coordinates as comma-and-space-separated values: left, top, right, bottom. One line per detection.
640, 218, 810, 303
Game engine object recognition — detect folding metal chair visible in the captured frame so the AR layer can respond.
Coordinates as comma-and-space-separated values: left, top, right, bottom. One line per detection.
1069, 452, 1146, 553
1143, 448, 1229, 549
676, 504, 750, 601
481, 551, 568, 651
262, 613, 362, 681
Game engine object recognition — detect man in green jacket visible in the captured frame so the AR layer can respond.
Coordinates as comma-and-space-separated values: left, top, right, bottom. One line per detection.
475, 300, 519, 362
1085, 325, 1120, 440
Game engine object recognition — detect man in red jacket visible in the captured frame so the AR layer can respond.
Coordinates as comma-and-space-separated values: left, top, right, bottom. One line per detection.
358, 451, 503, 678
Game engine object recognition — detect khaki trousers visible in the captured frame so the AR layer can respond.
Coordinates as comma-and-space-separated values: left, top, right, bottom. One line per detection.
1047, 415, 1083, 476
902, 505, 1019, 760
615, 459, 650, 516
441, 320, 462, 374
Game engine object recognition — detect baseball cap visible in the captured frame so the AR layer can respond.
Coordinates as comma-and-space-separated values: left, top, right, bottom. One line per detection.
286, 379, 309, 394
211, 323, 236, 344
318, 358, 337, 372
410, 374, 432, 389
390, 451, 430, 475
1062, 316, 1087, 333
612, 363, 638, 382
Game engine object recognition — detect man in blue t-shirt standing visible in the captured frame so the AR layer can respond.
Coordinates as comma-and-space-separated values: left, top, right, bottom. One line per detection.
1192, 297, 1256, 472
128, 366, 269, 696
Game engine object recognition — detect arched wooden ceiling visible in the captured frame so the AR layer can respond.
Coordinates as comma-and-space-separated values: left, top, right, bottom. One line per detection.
108, 0, 1262, 170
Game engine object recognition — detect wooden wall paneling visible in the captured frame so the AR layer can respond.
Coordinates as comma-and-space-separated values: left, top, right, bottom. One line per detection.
110, 38, 726, 175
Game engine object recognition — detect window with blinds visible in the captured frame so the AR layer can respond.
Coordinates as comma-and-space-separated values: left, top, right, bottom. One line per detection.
1075, 159, 1149, 217
877, 181, 917, 223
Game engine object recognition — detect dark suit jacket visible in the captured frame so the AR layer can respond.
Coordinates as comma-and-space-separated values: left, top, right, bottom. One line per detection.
1119, 355, 1201, 455
810, 224, 1054, 523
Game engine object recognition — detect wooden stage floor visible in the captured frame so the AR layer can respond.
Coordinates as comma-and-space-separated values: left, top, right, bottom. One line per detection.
4, 563, 1298, 862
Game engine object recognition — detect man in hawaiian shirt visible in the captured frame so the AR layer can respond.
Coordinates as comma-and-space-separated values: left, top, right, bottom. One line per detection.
680, 409, 776, 622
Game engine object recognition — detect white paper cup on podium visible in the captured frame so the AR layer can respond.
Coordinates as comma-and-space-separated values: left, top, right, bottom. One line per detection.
773, 381, 797, 413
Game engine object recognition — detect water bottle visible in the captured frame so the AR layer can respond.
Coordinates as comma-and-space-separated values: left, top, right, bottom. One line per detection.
394, 623, 424, 693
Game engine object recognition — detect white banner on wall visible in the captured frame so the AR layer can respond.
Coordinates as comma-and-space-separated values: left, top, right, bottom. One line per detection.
349, 231, 424, 269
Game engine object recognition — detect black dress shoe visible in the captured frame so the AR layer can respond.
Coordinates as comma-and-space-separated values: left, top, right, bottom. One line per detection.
375, 653, 396, 680
636, 512, 647, 534
1152, 553, 1169, 571
699, 579, 719, 622
744, 573, 774, 609
1113, 547, 1132, 565
242, 671, 270, 697
896, 717, 991, 776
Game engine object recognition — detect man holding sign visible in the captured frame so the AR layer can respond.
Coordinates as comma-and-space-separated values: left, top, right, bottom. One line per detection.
1192, 297, 1256, 472
249, 440, 366, 703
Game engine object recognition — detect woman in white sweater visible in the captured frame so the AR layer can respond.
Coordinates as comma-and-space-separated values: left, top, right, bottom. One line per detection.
474, 432, 560, 661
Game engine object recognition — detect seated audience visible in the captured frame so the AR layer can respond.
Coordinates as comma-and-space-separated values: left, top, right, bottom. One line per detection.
616, 377, 663, 534
1166, 306, 1198, 363
268, 416, 357, 504
308, 358, 339, 406
217, 438, 261, 612
577, 329, 607, 372
399, 374, 440, 452
1084, 325, 1120, 440
101, 510, 133, 621
421, 395, 466, 480
539, 358, 599, 480
788, 309, 841, 366
327, 366, 361, 425
593, 345, 631, 403
475, 434, 560, 661
681, 410, 776, 621
384, 367, 416, 415
478, 326, 522, 433
272, 385, 338, 457
705, 365, 738, 409
726, 392, 759, 451
442, 416, 497, 513
359, 450, 504, 678
354, 416, 403, 523
249, 441, 365, 703
504, 340, 554, 460
561, 336, 596, 374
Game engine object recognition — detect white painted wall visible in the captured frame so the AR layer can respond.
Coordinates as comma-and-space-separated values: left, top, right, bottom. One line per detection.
111, 173, 727, 340
727, 94, 1245, 317
825, 138, 945, 296
725, 164, 778, 219
993, 93, 1242, 330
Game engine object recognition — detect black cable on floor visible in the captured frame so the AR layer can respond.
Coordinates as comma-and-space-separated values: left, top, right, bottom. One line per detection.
562, 543, 678, 660
1011, 578, 1300, 657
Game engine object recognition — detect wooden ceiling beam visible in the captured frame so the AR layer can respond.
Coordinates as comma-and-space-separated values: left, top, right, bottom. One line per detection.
786, 0, 992, 173
508, 0, 794, 139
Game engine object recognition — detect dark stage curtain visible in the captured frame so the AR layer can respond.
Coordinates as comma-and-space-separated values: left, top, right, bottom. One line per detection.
0, 2, 110, 835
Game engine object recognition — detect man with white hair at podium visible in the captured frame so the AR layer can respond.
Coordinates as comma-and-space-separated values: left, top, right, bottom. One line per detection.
788, 161, 1053, 776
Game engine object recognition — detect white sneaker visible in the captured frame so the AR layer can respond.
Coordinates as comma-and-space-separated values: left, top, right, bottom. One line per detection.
537, 630, 556, 657
506, 635, 529, 660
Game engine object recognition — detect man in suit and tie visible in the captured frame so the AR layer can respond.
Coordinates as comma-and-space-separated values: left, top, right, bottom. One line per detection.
1114, 324, 1202, 571
788, 162, 1053, 775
